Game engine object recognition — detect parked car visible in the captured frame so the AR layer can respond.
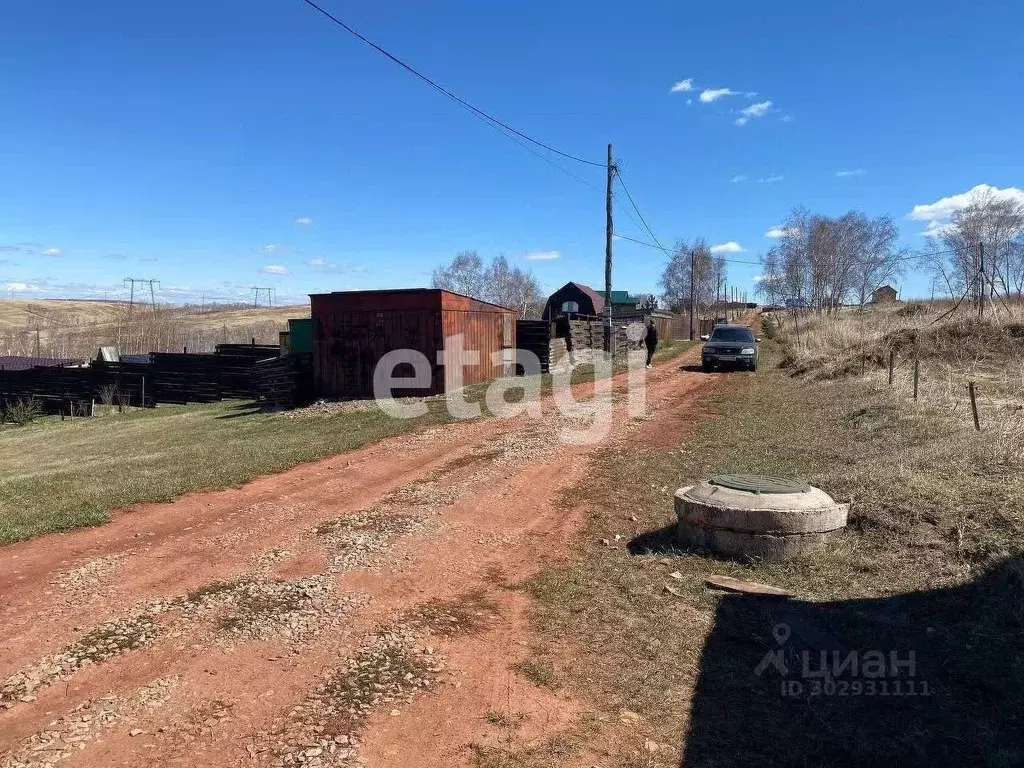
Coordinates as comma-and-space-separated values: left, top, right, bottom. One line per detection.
699, 324, 760, 372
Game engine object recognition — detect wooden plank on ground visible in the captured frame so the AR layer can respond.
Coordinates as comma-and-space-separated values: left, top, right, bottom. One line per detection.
703, 574, 793, 597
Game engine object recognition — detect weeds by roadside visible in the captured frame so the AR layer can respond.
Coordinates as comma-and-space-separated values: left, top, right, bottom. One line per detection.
524, 336, 1024, 767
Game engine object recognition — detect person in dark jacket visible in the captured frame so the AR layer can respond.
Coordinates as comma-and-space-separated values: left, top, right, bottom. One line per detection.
644, 319, 658, 368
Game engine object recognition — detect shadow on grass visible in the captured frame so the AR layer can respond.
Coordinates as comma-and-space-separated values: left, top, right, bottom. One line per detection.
215, 403, 263, 419
681, 558, 1024, 767
627, 523, 682, 556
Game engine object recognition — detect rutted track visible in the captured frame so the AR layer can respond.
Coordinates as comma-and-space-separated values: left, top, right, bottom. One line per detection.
0, 348, 723, 768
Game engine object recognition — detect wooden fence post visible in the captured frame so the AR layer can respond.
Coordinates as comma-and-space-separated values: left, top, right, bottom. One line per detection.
968, 381, 981, 431
888, 350, 895, 386
913, 359, 920, 401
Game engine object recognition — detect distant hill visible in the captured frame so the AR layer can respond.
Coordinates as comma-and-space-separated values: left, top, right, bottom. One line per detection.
0, 299, 309, 358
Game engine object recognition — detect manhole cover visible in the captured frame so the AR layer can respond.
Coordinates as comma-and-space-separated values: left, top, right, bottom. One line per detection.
709, 474, 810, 495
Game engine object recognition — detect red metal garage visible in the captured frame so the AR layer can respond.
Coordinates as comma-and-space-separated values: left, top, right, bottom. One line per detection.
310, 288, 517, 398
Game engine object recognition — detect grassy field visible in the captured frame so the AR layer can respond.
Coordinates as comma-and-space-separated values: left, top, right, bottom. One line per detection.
517, 335, 1024, 767
0, 299, 308, 332
0, 338, 694, 546
0, 399, 447, 545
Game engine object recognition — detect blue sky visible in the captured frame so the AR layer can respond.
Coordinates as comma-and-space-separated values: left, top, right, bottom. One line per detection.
2, 0, 1022, 305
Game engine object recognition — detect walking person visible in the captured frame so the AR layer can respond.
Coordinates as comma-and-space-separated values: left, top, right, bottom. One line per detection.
644, 318, 658, 368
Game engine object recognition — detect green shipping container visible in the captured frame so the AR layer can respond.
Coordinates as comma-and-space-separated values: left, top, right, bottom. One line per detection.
288, 318, 313, 354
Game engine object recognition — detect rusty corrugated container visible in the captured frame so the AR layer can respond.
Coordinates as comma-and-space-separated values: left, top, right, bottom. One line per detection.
310, 289, 517, 398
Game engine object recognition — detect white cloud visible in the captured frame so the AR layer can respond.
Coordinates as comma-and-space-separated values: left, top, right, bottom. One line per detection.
730, 175, 747, 183
710, 241, 745, 254
262, 244, 279, 252
686, 98, 693, 106
780, 114, 795, 123
295, 217, 312, 226
261, 264, 289, 275
908, 183, 1024, 222
921, 220, 955, 238
5, 282, 41, 293
699, 87, 738, 103
735, 100, 773, 126
835, 169, 865, 177
670, 78, 694, 93
764, 226, 795, 238
305, 257, 329, 267
42, 248, 61, 256
758, 175, 784, 184
525, 250, 560, 261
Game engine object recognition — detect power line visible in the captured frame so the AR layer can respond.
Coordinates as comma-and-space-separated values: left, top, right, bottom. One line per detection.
614, 170, 671, 256
612, 233, 763, 265
298, 0, 604, 168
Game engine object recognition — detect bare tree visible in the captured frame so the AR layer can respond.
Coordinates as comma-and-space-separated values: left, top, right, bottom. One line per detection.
483, 254, 544, 318
850, 214, 906, 307
431, 251, 543, 318
927, 188, 1024, 302
431, 250, 485, 298
659, 238, 723, 317
761, 207, 906, 310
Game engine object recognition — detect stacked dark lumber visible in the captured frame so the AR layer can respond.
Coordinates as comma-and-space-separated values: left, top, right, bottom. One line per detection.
149, 353, 259, 403
93, 353, 261, 405
214, 343, 281, 360
515, 320, 552, 373
0, 367, 97, 414
255, 353, 313, 410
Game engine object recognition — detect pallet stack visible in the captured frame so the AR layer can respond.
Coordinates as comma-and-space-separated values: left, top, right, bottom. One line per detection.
254, 353, 313, 410
515, 320, 552, 373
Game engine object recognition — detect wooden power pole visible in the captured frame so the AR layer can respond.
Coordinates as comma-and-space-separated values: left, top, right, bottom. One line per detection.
604, 143, 614, 353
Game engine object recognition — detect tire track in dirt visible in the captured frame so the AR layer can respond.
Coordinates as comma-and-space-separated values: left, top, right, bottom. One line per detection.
1, 348, 721, 767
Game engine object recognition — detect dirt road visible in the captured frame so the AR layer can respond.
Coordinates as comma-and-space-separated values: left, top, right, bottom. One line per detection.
0, 349, 719, 768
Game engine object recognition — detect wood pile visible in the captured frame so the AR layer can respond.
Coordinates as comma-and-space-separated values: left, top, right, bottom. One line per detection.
255, 353, 313, 411
515, 321, 551, 373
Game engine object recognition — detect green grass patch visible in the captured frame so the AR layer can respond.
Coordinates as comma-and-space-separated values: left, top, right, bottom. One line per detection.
0, 340, 696, 546
0, 398, 458, 545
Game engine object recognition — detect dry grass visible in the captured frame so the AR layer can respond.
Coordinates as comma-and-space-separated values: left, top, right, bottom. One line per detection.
771, 301, 1024, 464
523, 336, 1024, 767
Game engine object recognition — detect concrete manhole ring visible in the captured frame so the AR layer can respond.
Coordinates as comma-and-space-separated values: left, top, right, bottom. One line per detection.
675, 477, 849, 560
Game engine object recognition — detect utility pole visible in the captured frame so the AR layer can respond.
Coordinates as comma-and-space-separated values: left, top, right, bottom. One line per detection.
604, 143, 614, 354
688, 250, 697, 341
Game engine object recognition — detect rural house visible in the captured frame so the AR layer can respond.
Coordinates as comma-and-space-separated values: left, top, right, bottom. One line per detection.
871, 285, 899, 304
605, 290, 645, 312
543, 282, 606, 321
310, 288, 517, 398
